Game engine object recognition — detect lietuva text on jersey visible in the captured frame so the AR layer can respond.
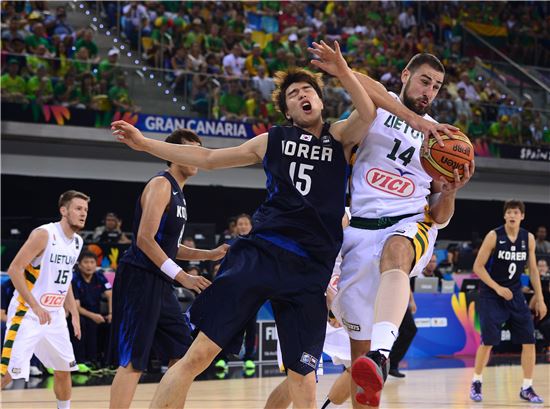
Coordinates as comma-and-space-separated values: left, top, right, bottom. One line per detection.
251, 124, 348, 272
49, 254, 77, 265
383, 114, 423, 140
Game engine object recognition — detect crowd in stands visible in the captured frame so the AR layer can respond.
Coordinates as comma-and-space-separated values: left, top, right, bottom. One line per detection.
1, 0, 549, 144
1, 2, 140, 112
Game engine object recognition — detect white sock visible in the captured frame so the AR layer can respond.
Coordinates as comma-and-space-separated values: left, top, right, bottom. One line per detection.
472, 373, 482, 382
57, 400, 70, 409
370, 321, 398, 358
522, 379, 532, 389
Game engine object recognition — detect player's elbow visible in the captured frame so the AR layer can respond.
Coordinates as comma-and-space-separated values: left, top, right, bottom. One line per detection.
136, 233, 154, 252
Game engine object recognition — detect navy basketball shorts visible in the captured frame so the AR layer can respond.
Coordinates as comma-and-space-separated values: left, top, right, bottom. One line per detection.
190, 236, 331, 376
110, 262, 193, 370
477, 290, 535, 346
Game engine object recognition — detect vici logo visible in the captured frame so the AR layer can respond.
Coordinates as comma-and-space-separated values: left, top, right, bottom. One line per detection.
40, 293, 66, 307
366, 168, 415, 197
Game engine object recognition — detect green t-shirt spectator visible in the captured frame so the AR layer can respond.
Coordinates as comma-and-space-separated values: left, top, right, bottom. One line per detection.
263, 40, 284, 59
108, 85, 130, 104
220, 92, 245, 116
26, 75, 53, 99
468, 121, 487, 139
268, 59, 288, 76
75, 38, 98, 58
1, 73, 26, 94
98, 58, 120, 83
488, 122, 511, 141
54, 81, 81, 101
25, 34, 53, 52
284, 43, 301, 58
74, 60, 92, 76
204, 34, 224, 54
227, 18, 245, 33
26, 55, 50, 73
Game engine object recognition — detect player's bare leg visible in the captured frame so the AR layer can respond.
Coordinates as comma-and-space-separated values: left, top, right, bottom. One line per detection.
473, 344, 492, 376
520, 344, 535, 379
150, 331, 221, 408
352, 236, 413, 406
110, 363, 142, 409
350, 339, 371, 409
265, 379, 292, 409
327, 368, 351, 405
53, 370, 71, 407
287, 369, 316, 409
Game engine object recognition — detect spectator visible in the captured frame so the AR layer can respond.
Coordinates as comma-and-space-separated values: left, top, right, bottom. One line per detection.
25, 64, 53, 105
71, 251, 113, 369
52, 41, 72, 78
431, 88, 456, 124
188, 42, 206, 72
171, 47, 190, 94
5, 38, 27, 69
150, 17, 174, 69
73, 46, 92, 78
98, 48, 121, 88
244, 44, 267, 77
45, 6, 73, 39
419, 254, 444, 281
122, 2, 148, 49
453, 112, 469, 133
467, 109, 488, 140
108, 75, 140, 113
204, 24, 225, 57
398, 7, 417, 33
54, 73, 80, 107
537, 259, 549, 279
93, 212, 131, 244
1, 58, 28, 103
222, 44, 245, 77
456, 72, 479, 101
535, 226, 550, 254
25, 22, 52, 53
454, 87, 472, 120
252, 65, 275, 101
78, 72, 99, 109
262, 32, 284, 60
268, 48, 288, 75
219, 80, 246, 120
488, 115, 513, 143
1, 17, 27, 42
26, 44, 52, 74
284, 33, 301, 57
239, 28, 256, 55
75, 29, 99, 63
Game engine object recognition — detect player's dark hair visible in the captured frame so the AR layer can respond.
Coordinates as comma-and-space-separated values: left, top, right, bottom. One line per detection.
165, 129, 202, 166
503, 199, 525, 215
272, 68, 324, 118
78, 250, 97, 262
58, 190, 90, 208
405, 53, 445, 75
235, 213, 252, 224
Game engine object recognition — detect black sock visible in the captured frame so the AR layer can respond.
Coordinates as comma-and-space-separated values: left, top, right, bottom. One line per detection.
321, 398, 331, 409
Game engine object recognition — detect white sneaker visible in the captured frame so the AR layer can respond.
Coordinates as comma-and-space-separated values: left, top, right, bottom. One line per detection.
29, 365, 43, 377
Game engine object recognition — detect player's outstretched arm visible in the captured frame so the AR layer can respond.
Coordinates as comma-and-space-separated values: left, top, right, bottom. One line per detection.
352, 71, 454, 145
7, 228, 52, 325
528, 233, 548, 319
176, 244, 229, 262
112, 120, 267, 169
473, 231, 513, 301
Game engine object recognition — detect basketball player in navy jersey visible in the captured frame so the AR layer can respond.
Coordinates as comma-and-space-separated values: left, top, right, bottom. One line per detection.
112, 41, 454, 408
109, 129, 229, 409
470, 200, 546, 403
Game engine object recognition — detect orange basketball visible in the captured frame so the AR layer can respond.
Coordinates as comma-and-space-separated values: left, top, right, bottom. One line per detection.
420, 130, 474, 182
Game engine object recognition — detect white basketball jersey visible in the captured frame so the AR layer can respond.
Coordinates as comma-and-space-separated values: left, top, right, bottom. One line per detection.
14, 222, 83, 312
350, 92, 435, 218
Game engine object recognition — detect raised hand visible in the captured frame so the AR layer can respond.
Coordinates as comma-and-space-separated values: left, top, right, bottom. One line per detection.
308, 40, 349, 77
408, 115, 457, 152
111, 120, 148, 151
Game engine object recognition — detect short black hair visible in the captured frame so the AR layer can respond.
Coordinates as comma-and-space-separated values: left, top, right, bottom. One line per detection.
503, 200, 525, 215
165, 129, 202, 166
272, 68, 324, 118
405, 53, 445, 75
78, 250, 97, 262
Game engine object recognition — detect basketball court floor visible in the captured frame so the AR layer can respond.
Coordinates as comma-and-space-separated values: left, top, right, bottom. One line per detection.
2, 355, 549, 408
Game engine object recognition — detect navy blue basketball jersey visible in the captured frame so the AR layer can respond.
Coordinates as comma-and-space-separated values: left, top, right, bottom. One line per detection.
252, 124, 348, 270
120, 171, 187, 281
481, 225, 529, 294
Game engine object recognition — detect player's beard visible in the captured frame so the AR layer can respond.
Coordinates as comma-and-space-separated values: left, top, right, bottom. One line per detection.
402, 80, 430, 116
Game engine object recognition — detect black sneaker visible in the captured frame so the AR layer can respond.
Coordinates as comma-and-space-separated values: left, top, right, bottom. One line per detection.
351, 350, 389, 407
388, 367, 405, 378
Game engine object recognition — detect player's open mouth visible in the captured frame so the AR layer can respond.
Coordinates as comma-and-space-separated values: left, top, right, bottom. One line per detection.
418, 99, 428, 107
301, 101, 312, 113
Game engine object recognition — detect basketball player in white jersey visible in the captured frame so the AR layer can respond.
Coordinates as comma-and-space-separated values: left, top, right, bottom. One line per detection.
1, 190, 89, 409
309, 51, 476, 407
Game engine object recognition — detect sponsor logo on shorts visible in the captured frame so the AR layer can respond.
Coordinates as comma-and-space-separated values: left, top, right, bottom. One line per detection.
366, 168, 415, 197
342, 318, 361, 332
11, 368, 21, 374
300, 352, 318, 369
69, 360, 78, 368
40, 293, 66, 307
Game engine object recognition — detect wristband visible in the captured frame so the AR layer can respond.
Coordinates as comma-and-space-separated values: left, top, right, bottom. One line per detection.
160, 259, 181, 280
